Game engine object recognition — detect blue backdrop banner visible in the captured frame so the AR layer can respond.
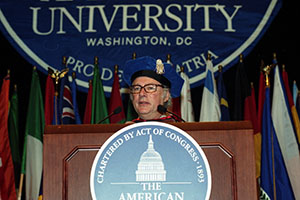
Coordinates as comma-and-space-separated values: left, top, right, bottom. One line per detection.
0, 0, 281, 96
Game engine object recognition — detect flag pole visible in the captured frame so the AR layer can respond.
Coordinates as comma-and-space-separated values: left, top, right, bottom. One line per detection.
49, 57, 69, 125
17, 174, 24, 200
13, 82, 22, 200
207, 52, 211, 61
114, 64, 118, 73
132, 52, 137, 60
218, 65, 223, 72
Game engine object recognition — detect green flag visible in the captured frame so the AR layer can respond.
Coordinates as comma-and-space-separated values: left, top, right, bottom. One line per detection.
126, 100, 137, 121
8, 85, 21, 189
21, 68, 45, 200
91, 61, 109, 124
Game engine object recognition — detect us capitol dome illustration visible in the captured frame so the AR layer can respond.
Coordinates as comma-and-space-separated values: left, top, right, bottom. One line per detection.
136, 135, 166, 182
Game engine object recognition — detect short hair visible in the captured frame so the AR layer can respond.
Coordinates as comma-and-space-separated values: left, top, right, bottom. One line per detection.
162, 88, 172, 108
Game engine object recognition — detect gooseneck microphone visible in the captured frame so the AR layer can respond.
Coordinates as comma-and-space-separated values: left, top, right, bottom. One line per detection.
157, 105, 185, 122
97, 106, 122, 124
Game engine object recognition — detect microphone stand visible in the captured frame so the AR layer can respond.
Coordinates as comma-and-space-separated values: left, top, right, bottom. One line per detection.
97, 106, 122, 124
157, 105, 185, 122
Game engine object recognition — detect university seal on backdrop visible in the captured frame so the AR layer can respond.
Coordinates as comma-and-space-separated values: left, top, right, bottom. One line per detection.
0, 0, 281, 96
90, 122, 211, 199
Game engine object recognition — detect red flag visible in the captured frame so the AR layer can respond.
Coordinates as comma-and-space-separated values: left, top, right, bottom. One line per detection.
0, 74, 17, 200
108, 67, 126, 123
166, 55, 181, 118
254, 71, 265, 179
257, 71, 265, 131
244, 83, 259, 133
245, 82, 261, 178
282, 66, 300, 143
83, 80, 93, 124
250, 83, 257, 120
282, 66, 295, 108
44, 74, 55, 125
171, 97, 181, 117
234, 59, 261, 178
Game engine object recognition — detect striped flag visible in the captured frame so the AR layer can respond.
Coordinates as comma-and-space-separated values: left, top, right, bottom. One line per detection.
21, 68, 44, 200
271, 65, 300, 198
199, 59, 220, 122
180, 70, 194, 122
260, 83, 295, 199
61, 76, 76, 124
70, 74, 81, 124
60, 74, 81, 124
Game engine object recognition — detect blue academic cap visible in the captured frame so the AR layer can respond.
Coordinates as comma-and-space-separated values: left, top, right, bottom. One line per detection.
122, 56, 184, 98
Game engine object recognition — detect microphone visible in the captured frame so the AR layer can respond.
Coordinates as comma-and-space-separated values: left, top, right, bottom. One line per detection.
97, 106, 122, 124
157, 105, 185, 122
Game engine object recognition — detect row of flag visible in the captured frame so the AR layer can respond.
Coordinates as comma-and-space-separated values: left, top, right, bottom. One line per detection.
0, 58, 133, 200
201, 56, 300, 199
0, 68, 44, 200
45, 59, 128, 126
259, 64, 300, 199
1, 54, 300, 199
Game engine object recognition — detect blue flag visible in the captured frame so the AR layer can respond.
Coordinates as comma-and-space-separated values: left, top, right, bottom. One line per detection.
271, 65, 300, 198
60, 75, 82, 125
260, 86, 295, 199
260, 87, 274, 199
53, 74, 67, 125
52, 95, 59, 125
70, 75, 82, 124
61, 76, 74, 124
217, 68, 230, 121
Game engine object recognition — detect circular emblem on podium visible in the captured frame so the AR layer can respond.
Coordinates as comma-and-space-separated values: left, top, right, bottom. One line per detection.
90, 122, 211, 199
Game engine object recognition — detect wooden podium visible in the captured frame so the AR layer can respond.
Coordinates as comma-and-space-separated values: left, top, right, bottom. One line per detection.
43, 121, 257, 199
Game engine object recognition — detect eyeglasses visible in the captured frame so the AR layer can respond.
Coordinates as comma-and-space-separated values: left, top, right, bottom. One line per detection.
130, 84, 165, 94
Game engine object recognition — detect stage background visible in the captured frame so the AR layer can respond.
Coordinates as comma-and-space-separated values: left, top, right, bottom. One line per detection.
0, 0, 297, 161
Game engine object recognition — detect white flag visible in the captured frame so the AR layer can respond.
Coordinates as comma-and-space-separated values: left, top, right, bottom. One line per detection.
180, 71, 194, 122
199, 60, 220, 122
271, 65, 300, 198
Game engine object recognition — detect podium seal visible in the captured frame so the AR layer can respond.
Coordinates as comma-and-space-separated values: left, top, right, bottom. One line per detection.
90, 122, 211, 199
